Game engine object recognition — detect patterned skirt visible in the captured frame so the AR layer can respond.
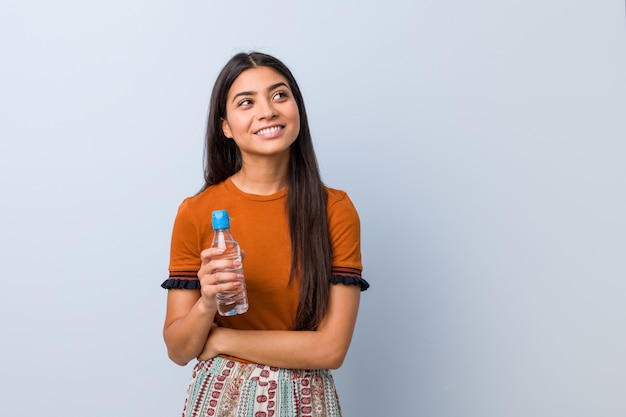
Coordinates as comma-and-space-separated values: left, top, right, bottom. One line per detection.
181, 357, 342, 417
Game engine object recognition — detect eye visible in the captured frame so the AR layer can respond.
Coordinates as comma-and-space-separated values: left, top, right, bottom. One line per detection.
237, 98, 253, 107
273, 91, 289, 100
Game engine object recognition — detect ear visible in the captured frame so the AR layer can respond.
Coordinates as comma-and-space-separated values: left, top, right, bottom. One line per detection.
221, 118, 233, 139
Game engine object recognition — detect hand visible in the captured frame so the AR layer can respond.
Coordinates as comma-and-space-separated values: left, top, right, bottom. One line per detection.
197, 247, 244, 311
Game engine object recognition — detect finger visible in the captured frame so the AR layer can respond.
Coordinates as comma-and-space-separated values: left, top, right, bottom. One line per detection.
200, 271, 243, 287
200, 280, 243, 301
199, 247, 226, 264
198, 258, 235, 281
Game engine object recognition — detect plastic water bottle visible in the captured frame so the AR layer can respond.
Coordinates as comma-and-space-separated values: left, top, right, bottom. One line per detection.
211, 209, 249, 316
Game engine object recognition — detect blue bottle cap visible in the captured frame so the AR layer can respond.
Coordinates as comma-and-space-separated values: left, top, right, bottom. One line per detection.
211, 209, 230, 230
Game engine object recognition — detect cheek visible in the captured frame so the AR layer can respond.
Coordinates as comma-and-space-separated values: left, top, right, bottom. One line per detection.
290, 105, 301, 126
289, 110, 301, 135
227, 116, 246, 134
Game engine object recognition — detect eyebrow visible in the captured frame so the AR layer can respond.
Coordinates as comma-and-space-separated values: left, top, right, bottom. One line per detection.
231, 82, 289, 103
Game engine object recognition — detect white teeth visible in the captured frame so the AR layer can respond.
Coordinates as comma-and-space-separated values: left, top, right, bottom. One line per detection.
256, 126, 283, 135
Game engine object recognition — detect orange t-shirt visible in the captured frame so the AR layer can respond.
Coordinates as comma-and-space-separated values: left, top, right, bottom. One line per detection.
162, 177, 367, 331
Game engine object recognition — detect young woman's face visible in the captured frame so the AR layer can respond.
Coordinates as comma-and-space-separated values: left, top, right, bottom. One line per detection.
222, 66, 300, 160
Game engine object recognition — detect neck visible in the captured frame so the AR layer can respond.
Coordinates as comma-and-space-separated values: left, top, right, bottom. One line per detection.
231, 157, 289, 195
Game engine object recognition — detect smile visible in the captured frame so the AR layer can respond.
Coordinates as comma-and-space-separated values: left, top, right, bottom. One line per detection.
255, 125, 284, 135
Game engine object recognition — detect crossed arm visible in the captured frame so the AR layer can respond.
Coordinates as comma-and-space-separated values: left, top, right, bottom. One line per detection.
198, 283, 361, 369
163, 283, 361, 369
163, 248, 362, 369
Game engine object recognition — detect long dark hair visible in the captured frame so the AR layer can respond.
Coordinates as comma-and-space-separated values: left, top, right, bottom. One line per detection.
202, 52, 332, 331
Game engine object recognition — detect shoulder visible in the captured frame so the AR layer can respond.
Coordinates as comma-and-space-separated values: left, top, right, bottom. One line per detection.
325, 187, 359, 218
325, 186, 349, 201
325, 187, 364, 277
176, 182, 228, 215
324, 187, 361, 239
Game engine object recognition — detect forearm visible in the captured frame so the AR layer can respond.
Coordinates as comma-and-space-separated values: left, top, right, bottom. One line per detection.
213, 328, 351, 369
208, 285, 361, 369
164, 296, 216, 366
163, 253, 245, 366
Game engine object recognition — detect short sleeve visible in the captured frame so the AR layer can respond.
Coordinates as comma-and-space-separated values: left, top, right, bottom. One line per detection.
161, 198, 202, 290
327, 190, 369, 291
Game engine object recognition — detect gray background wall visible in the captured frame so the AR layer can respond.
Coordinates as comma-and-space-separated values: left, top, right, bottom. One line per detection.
1, 1, 625, 416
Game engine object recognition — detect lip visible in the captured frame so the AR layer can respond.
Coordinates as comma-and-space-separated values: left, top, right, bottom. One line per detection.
254, 124, 285, 138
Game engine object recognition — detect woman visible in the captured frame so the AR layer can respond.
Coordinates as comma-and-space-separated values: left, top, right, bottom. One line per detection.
162, 51, 369, 417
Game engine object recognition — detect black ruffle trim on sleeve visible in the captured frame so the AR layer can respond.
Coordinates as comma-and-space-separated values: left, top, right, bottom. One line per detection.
332, 275, 370, 291
161, 279, 201, 290
161, 271, 200, 289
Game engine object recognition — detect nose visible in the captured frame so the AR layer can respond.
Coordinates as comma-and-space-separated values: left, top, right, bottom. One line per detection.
257, 98, 278, 120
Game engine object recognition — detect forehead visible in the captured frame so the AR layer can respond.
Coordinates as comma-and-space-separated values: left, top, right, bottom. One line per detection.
228, 66, 290, 96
